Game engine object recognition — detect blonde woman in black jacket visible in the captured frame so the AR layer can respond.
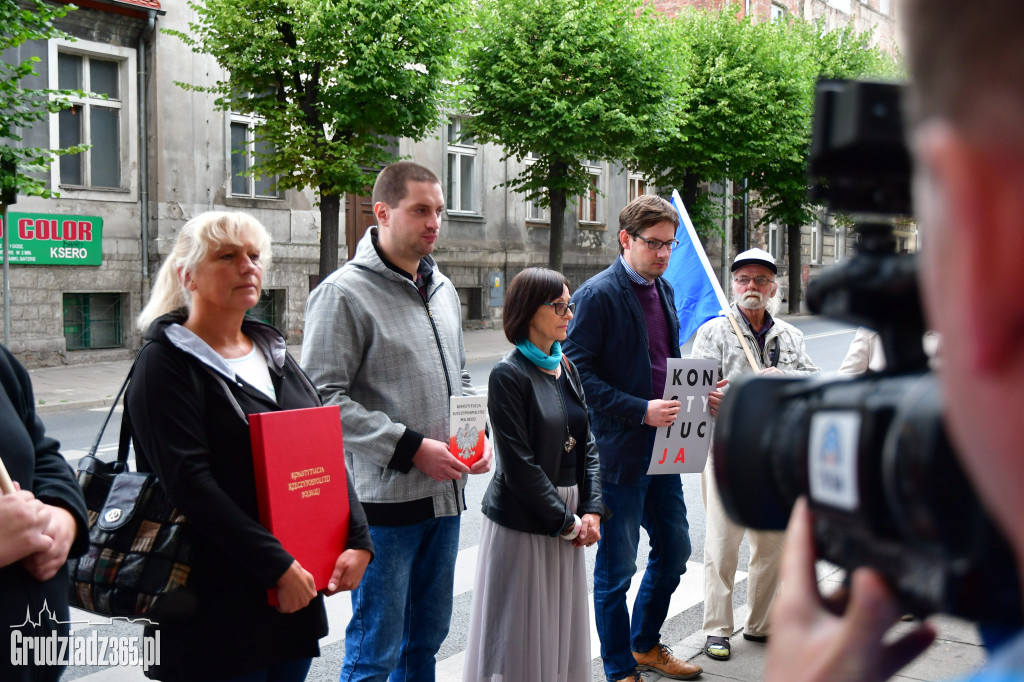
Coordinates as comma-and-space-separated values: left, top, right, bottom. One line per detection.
127, 212, 373, 682
463, 267, 606, 682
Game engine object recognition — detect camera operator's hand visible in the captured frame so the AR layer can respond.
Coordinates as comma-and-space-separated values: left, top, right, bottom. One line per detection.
765, 498, 936, 682
708, 379, 728, 417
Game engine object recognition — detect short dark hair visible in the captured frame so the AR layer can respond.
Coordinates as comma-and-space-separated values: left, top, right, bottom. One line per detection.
904, 0, 1024, 147
503, 267, 570, 344
372, 161, 441, 208
618, 195, 678, 254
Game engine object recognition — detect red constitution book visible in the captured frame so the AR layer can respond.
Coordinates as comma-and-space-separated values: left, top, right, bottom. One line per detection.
250, 405, 349, 606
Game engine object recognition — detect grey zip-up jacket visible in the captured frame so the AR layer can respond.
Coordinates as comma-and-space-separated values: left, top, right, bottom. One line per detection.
302, 228, 473, 520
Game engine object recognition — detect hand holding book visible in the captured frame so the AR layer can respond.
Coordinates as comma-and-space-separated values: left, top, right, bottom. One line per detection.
274, 559, 317, 614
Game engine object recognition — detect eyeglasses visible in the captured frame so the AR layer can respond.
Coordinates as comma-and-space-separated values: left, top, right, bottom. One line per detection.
542, 301, 576, 316
733, 275, 775, 287
633, 235, 680, 251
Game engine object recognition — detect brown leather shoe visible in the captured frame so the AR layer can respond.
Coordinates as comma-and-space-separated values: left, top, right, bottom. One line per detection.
633, 644, 703, 679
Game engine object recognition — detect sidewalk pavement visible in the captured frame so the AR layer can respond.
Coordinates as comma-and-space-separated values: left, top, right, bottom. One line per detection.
27, 325, 989, 681
650, 567, 987, 682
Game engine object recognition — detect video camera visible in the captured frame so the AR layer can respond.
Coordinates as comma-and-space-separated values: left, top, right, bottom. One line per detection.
713, 79, 1021, 624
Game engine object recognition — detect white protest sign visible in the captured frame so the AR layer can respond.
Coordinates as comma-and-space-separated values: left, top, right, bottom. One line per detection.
647, 358, 717, 475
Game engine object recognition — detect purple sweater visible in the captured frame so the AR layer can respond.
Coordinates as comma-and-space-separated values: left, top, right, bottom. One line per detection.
631, 280, 672, 399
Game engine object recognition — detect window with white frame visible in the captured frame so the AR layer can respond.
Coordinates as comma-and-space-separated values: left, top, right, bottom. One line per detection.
879, 0, 890, 14
827, 0, 851, 12
51, 41, 135, 192
835, 227, 845, 263
446, 118, 478, 214
525, 152, 549, 222
771, 3, 786, 20
578, 160, 603, 225
768, 223, 781, 260
230, 113, 279, 199
628, 174, 651, 202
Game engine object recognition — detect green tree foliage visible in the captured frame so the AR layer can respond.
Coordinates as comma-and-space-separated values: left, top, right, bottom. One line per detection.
1, 0, 83, 201
751, 18, 901, 311
167, 0, 468, 277
461, 0, 684, 271
632, 8, 807, 238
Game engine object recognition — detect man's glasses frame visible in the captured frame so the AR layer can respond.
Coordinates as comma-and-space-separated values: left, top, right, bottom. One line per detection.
632, 235, 680, 251
733, 275, 775, 287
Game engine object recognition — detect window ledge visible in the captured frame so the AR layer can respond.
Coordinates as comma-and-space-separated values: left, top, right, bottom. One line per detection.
225, 195, 285, 209
578, 221, 607, 231
446, 212, 485, 223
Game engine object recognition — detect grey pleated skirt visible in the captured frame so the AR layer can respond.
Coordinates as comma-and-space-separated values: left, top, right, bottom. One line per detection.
463, 485, 592, 682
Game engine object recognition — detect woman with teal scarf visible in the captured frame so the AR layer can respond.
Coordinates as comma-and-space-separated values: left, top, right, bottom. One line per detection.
464, 267, 606, 682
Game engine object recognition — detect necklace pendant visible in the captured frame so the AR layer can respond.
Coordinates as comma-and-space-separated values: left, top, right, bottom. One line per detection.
564, 434, 576, 453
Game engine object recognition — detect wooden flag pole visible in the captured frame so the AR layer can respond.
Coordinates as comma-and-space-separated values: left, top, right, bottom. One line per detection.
0, 455, 15, 494
727, 313, 761, 372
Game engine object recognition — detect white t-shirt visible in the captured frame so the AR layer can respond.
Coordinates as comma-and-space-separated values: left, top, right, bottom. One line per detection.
225, 343, 276, 402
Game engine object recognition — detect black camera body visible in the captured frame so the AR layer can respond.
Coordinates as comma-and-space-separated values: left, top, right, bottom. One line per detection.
713, 79, 1021, 625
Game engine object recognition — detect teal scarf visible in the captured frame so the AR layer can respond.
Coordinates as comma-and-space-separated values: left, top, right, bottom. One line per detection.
515, 339, 562, 371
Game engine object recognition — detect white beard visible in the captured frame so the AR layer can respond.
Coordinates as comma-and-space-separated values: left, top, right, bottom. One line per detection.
733, 289, 780, 317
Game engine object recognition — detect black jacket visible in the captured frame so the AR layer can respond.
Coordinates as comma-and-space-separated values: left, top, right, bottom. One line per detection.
0, 345, 89, 682
481, 349, 606, 535
126, 312, 373, 680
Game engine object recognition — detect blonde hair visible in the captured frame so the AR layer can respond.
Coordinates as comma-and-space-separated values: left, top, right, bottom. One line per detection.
137, 211, 273, 332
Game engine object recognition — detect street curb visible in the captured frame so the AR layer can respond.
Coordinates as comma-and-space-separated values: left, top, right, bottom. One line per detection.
37, 397, 119, 415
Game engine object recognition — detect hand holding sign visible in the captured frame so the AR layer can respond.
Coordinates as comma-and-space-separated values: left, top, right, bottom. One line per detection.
648, 358, 717, 475
644, 399, 682, 428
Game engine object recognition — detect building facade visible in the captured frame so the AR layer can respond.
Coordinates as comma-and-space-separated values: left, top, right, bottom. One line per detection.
2, 0, 903, 367
3, 0, 656, 367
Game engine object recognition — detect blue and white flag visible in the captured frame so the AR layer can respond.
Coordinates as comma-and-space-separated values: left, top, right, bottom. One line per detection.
665, 190, 730, 344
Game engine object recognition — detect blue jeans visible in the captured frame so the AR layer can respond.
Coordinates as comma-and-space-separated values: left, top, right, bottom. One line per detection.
593, 474, 692, 682
340, 515, 460, 682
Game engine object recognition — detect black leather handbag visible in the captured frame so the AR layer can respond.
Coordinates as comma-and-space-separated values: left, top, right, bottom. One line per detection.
66, 353, 196, 620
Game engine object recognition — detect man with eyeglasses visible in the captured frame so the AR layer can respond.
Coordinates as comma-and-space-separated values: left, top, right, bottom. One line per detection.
690, 247, 819, 663
565, 195, 702, 682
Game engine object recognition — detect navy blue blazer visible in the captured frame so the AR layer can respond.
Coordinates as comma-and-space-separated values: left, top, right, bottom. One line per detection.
564, 259, 682, 485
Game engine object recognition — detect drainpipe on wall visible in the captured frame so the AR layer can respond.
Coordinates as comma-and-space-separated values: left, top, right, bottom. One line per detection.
138, 11, 156, 317
722, 179, 732, 289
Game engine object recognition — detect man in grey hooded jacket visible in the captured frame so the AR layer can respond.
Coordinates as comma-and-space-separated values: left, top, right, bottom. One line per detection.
303, 161, 491, 681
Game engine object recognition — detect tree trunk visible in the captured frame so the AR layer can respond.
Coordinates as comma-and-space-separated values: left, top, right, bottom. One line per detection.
681, 173, 699, 211
787, 221, 801, 314
319, 190, 342, 280
547, 161, 569, 272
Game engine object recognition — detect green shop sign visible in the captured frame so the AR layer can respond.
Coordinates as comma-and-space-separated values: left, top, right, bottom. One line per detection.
0, 213, 103, 265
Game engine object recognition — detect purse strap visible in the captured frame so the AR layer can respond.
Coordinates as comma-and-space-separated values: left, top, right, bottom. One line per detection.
88, 344, 148, 466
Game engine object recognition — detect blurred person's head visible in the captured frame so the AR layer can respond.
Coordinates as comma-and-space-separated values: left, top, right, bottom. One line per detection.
137, 212, 271, 331
904, 0, 1024, 564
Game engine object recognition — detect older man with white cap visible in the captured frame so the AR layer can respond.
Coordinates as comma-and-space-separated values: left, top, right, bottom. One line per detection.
690, 247, 820, 662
